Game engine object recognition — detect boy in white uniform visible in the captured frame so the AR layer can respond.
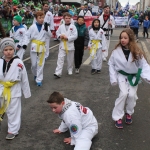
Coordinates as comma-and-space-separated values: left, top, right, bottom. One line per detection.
10, 15, 27, 60
54, 12, 77, 78
0, 38, 31, 140
47, 91, 98, 150
25, 11, 51, 86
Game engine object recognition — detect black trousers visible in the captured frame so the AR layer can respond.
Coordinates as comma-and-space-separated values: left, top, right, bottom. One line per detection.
133, 28, 139, 39
74, 46, 84, 69
143, 27, 149, 38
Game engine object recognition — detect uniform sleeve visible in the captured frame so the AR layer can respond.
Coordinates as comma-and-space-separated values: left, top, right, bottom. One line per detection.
56, 26, 61, 39
67, 26, 78, 42
21, 63, 31, 98
10, 27, 14, 38
111, 16, 115, 29
44, 12, 54, 31
68, 119, 82, 145
139, 57, 150, 83
101, 31, 107, 50
84, 28, 89, 46
58, 120, 68, 132
25, 26, 32, 45
18, 28, 26, 47
108, 52, 118, 85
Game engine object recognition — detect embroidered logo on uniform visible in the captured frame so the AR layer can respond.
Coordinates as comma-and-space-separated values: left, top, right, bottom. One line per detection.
100, 31, 103, 34
80, 105, 87, 114
70, 28, 73, 30
19, 31, 23, 35
70, 124, 78, 134
18, 63, 23, 69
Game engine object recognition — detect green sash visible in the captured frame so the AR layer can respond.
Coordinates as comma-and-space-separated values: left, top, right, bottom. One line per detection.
118, 68, 142, 86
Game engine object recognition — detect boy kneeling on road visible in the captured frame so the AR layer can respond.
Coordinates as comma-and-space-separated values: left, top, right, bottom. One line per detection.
47, 91, 98, 150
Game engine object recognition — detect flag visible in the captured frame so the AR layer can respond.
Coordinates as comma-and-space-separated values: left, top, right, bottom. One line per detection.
116, 1, 118, 10
124, 1, 129, 11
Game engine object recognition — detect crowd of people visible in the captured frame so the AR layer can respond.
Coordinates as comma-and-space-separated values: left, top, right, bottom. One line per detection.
0, 2, 150, 150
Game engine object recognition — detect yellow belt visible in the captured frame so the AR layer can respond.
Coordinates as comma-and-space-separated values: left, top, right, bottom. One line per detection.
90, 40, 101, 59
32, 40, 46, 66
62, 39, 68, 54
0, 81, 17, 121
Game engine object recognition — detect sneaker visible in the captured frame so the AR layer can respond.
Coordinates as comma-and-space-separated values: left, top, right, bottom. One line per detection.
68, 71, 72, 75
54, 73, 61, 78
6, 133, 17, 140
103, 57, 107, 62
97, 70, 101, 74
91, 69, 96, 75
75, 68, 79, 74
125, 113, 132, 124
115, 119, 123, 129
37, 82, 42, 86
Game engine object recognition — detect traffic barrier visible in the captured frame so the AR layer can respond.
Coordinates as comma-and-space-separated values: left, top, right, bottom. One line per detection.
0, 16, 98, 37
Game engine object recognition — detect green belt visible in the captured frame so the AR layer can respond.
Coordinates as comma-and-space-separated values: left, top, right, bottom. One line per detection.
118, 68, 142, 86
14, 40, 19, 43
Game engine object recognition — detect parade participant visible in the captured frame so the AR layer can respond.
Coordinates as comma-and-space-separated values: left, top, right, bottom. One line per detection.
54, 12, 77, 78
78, 5, 92, 16
43, 2, 54, 60
130, 15, 139, 42
74, 16, 89, 74
10, 15, 27, 60
47, 91, 98, 150
108, 28, 150, 129
88, 19, 107, 74
0, 38, 31, 139
99, 5, 115, 62
143, 15, 149, 38
25, 11, 51, 86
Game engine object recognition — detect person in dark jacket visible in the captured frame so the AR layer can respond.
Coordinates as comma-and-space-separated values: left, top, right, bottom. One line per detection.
74, 16, 89, 74
143, 15, 149, 38
0, 22, 6, 38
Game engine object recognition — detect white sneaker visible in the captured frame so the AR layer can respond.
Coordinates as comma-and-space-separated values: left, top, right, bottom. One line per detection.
103, 57, 107, 62
75, 68, 79, 74
68, 71, 73, 75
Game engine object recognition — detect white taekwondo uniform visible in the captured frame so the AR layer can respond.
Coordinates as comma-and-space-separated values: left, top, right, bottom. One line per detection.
108, 46, 150, 121
25, 23, 51, 83
88, 28, 107, 70
54, 23, 77, 76
44, 11, 54, 59
0, 56, 31, 135
99, 14, 115, 60
58, 98, 98, 150
10, 26, 27, 60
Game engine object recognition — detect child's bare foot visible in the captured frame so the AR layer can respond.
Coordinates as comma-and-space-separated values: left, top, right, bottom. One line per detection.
64, 137, 71, 144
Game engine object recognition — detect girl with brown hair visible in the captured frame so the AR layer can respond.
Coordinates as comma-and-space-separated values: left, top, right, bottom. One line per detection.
108, 28, 150, 129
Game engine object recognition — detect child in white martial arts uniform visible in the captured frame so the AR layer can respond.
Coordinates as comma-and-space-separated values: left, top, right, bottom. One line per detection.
26, 11, 51, 86
0, 38, 31, 140
108, 28, 150, 129
10, 15, 27, 60
88, 19, 107, 75
54, 12, 77, 78
47, 92, 98, 150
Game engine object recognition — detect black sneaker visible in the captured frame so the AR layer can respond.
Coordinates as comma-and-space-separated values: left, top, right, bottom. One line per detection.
125, 113, 132, 125
54, 73, 61, 78
91, 69, 96, 75
97, 70, 101, 74
115, 119, 123, 129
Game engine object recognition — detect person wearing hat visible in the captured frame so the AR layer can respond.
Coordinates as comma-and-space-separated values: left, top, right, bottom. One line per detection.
0, 37, 31, 140
10, 15, 27, 60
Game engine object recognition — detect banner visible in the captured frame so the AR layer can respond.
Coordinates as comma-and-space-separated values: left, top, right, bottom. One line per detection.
114, 17, 128, 26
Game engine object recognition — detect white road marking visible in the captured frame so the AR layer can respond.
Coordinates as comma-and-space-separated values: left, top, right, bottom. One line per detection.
140, 41, 150, 64
23, 44, 59, 62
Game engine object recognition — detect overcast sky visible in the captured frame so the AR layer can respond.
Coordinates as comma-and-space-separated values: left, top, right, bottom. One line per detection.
119, 0, 140, 6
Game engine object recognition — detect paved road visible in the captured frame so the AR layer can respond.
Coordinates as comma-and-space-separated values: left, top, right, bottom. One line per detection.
0, 28, 150, 150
